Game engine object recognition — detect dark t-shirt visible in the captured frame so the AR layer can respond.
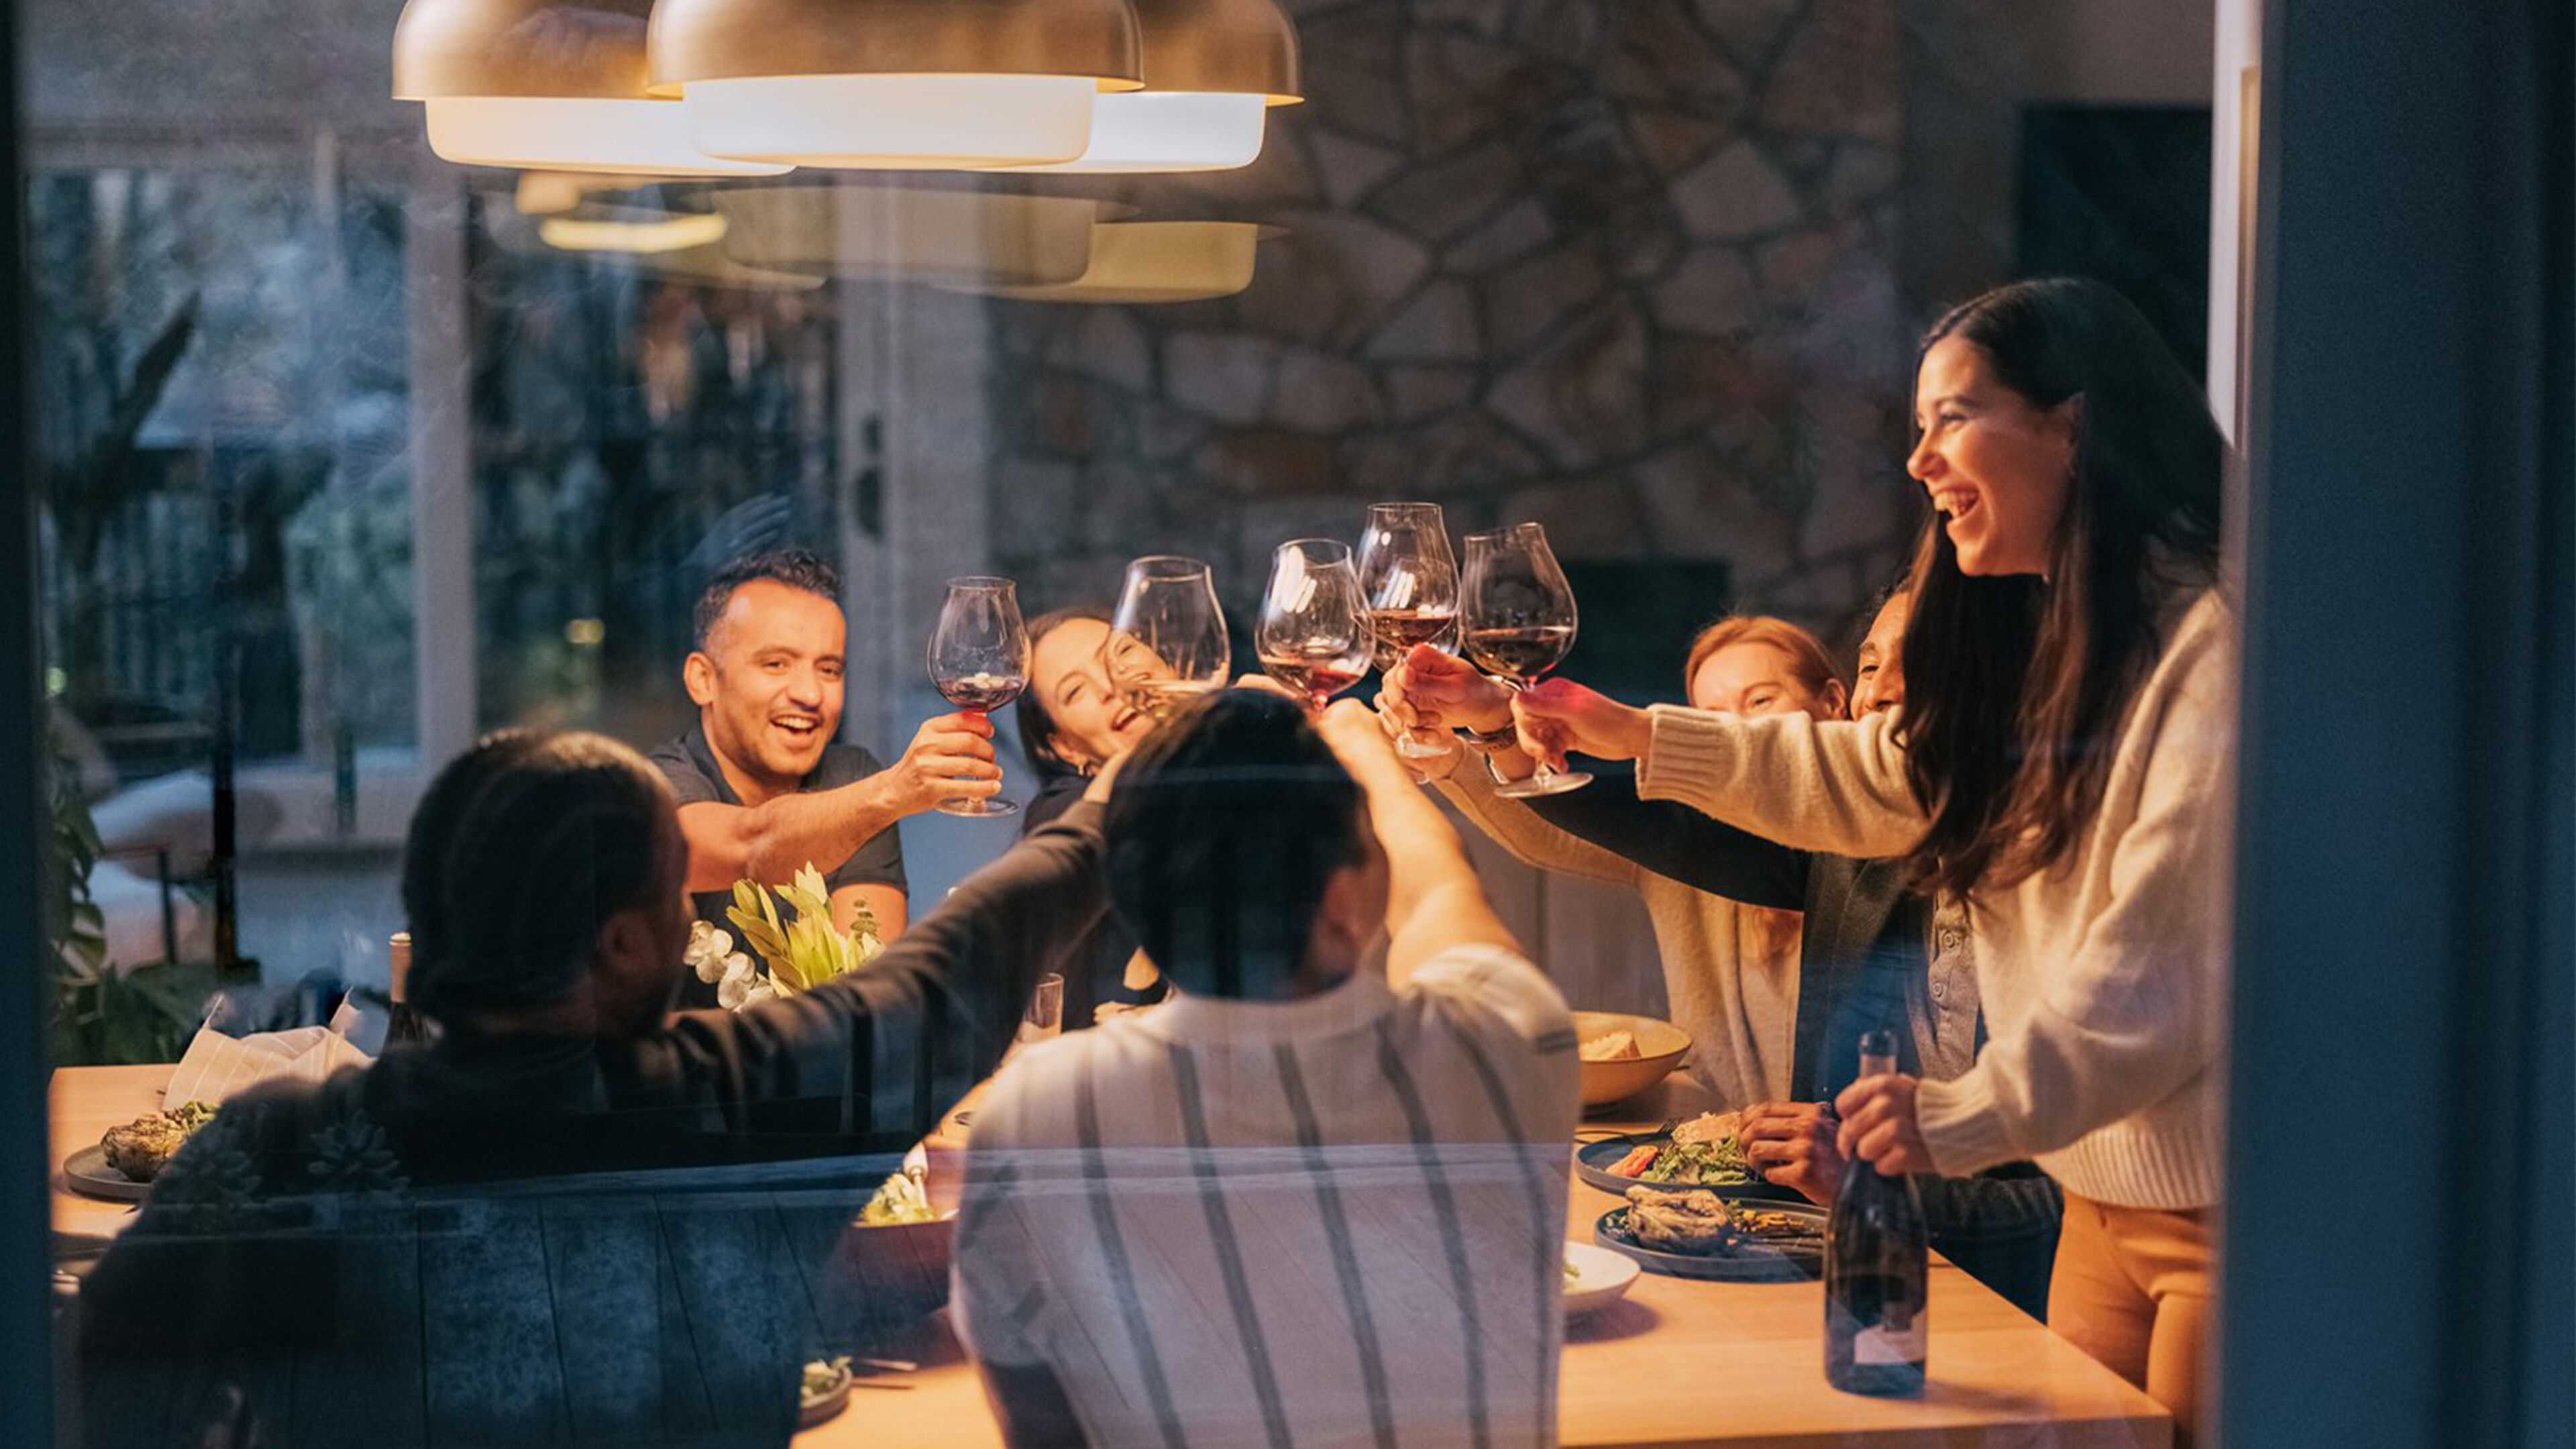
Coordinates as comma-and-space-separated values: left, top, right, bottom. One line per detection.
649, 722, 909, 1007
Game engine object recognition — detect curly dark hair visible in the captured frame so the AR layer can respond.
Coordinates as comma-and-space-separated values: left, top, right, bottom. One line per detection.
692, 547, 843, 649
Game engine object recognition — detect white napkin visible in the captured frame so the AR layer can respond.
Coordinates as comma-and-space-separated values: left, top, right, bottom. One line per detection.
162, 1010, 375, 1106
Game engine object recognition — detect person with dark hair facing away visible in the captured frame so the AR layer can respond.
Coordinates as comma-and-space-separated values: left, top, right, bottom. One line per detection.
952, 691, 1578, 1448
651, 547, 1004, 1004
79, 729, 1120, 1448
1511, 278, 2233, 1440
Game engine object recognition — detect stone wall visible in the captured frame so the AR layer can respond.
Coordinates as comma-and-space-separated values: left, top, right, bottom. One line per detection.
985, 0, 1921, 642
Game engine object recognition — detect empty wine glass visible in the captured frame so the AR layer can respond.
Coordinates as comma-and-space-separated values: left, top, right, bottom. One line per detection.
1108, 556, 1231, 718
1356, 502, 1461, 759
928, 576, 1030, 817
1460, 522, 1592, 798
1256, 539, 1373, 711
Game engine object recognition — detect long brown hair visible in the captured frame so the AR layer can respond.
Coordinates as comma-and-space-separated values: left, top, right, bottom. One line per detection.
1898, 278, 2224, 898
1015, 605, 1112, 783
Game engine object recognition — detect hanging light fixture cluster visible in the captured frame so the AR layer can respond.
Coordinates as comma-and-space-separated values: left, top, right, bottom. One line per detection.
393, 0, 1301, 176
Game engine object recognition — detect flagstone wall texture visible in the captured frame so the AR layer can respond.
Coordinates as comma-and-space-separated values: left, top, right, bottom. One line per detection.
983, 0, 1921, 641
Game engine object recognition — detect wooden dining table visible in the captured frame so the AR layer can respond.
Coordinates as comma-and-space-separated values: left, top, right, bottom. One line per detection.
52, 1063, 2168, 1448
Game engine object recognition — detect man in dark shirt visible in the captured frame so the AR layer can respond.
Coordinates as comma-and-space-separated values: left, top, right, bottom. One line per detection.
649, 548, 1002, 1004
78, 728, 1115, 1448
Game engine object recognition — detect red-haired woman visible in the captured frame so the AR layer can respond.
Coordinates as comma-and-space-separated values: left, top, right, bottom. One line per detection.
1385, 613, 1843, 1109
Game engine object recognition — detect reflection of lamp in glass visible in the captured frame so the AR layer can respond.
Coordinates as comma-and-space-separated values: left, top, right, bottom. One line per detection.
998, 0, 1301, 174
716, 184, 1108, 288
649, 0, 1142, 169
962, 221, 1270, 303
540, 208, 730, 253
394, 0, 789, 175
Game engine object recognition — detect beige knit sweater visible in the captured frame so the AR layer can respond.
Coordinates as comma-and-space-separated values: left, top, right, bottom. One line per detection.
1637, 588, 2236, 1210
1436, 765, 1803, 1108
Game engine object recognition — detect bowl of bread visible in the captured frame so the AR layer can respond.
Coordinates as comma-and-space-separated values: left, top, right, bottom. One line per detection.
1572, 1011, 1690, 1110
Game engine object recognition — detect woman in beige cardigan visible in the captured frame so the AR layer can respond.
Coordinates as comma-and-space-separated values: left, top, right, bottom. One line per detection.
1514, 278, 2231, 1444
1394, 616, 1846, 1108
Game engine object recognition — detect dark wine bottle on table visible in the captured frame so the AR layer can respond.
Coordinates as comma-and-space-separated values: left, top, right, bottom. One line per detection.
1825, 1028, 1927, 1395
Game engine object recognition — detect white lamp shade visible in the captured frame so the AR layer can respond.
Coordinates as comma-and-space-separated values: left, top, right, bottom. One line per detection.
995, 90, 1268, 174
684, 75, 1101, 169
425, 97, 789, 175
539, 209, 730, 254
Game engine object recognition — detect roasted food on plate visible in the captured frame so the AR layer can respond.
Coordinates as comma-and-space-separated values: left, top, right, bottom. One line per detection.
1622, 1187, 1738, 1255
99, 1099, 216, 1183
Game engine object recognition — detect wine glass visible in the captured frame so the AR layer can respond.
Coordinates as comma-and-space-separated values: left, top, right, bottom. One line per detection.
1108, 556, 1231, 718
1356, 502, 1462, 759
1256, 539, 1373, 711
1460, 522, 1592, 798
928, 576, 1030, 817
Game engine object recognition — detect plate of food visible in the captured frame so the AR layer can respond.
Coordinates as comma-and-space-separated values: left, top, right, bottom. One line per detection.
64, 1100, 217, 1201
1574, 1110, 1803, 1201
1596, 1189, 1829, 1281
1572, 1011, 1690, 1110
1561, 1240, 1641, 1320
799, 1356, 854, 1427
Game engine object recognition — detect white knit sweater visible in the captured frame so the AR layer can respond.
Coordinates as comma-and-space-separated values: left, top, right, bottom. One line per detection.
1637, 588, 2236, 1210
1435, 766, 1803, 1108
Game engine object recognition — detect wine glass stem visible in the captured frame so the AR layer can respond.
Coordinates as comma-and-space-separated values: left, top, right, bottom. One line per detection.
1501, 678, 1558, 784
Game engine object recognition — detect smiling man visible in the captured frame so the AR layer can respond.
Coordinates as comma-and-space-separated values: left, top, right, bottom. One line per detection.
649, 549, 1000, 1006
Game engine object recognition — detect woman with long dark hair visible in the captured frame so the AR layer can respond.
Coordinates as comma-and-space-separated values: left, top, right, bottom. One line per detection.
1513, 278, 2231, 1439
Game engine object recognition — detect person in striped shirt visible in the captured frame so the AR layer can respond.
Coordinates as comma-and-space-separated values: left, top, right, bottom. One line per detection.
953, 690, 1580, 1448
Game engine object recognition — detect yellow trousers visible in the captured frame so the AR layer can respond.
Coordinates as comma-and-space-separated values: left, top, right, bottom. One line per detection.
2048, 1191, 2214, 1448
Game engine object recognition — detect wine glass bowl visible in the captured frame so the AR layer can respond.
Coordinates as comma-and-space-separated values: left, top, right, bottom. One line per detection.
1356, 502, 1462, 759
1460, 522, 1592, 798
1110, 556, 1232, 718
1257, 539, 1374, 711
928, 576, 1030, 818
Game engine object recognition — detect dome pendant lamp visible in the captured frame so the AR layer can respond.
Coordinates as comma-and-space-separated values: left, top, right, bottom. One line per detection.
392, 0, 789, 175
649, 0, 1144, 170
997, 0, 1300, 174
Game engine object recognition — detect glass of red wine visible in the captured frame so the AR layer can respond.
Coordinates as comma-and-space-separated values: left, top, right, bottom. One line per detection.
928, 576, 1030, 817
1460, 522, 1591, 798
1356, 502, 1461, 759
1256, 539, 1373, 712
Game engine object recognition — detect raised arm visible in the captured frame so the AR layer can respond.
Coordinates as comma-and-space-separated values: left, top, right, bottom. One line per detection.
672, 712, 1002, 890
1512, 679, 1931, 860
635, 786, 1114, 1148
1312, 700, 1521, 983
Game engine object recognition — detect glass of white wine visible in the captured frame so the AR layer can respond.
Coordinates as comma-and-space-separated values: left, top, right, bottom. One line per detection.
1108, 555, 1231, 718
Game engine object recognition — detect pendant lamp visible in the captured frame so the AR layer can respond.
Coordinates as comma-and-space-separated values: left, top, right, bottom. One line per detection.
997, 0, 1299, 174
649, 0, 1142, 170
392, 0, 789, 175
961, 221, 1271, 302
716, 184, 1106, 288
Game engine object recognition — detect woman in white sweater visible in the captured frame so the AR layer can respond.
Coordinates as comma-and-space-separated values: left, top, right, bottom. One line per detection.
1514, 278, 2231, 1442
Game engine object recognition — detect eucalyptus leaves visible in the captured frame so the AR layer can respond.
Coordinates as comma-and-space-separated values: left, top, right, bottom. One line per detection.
686, 864, 884, 1010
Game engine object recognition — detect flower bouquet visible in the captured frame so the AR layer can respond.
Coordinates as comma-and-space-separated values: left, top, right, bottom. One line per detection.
685, 864, 884, 1010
